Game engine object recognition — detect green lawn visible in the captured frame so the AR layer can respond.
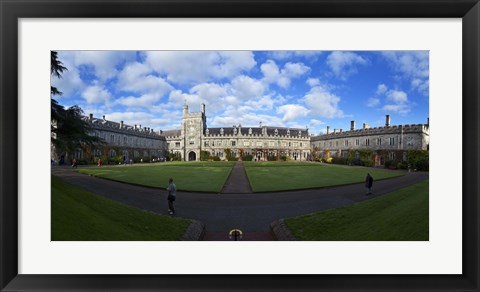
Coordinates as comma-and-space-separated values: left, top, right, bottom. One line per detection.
51, 176, 191, 241
77, 161, 235, 192
285, 180, 429, 241
244, 161, 404, 192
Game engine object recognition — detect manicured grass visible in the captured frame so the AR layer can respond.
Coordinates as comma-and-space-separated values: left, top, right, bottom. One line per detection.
244, 161, 404, 192
285, 180, 429, 241
51, 176, 191, 241
77, 161, 235, 192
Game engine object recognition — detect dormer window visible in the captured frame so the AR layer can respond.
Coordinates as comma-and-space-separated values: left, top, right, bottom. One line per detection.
274, 129, 278, 136
248, 128, 252, 135
220, 128, 224, 135
287, 129, 290, 136
206, 128, 209, 135
233, 128, 237, 135
298, 130, 302, 136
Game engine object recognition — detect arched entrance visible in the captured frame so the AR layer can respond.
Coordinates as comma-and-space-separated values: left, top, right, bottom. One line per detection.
188, 151, 197, 161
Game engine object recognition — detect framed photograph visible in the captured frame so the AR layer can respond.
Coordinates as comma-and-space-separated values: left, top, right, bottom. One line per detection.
1, 0, 479, 291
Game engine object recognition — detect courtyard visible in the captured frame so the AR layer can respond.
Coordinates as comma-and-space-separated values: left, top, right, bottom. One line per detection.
52, 161, 428, 241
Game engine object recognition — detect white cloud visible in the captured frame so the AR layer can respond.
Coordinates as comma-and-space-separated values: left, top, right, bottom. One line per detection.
382, 104, 411, 115
72, 51, 136, 81
382, 51, 429, 95
244, 96, 276, 111
52, 52, 86, 97
81, 85, 112, 104
117, 62, 173, 98
190, 83, 228, 102
308, 119, 324, 127
144, 51, 256, 84
306, 78, 320, 87
326, 51, 368, 80
303, 86, 344, 118
211, 112, 284, 128
367, 98, 380, 107
168, 90, 201, 109
376, 84, 388, 95
230, 75, 266, 99
116, 94, 164, 108
386, 90, 408, 104
103, 111, 173, 131
261, 60, 310, 88
268, 51, 322, 61
411, 78, 429, 96
277, 104, 310, 122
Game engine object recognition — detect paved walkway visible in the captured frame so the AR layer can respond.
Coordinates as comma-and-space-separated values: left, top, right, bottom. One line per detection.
51, 166, 428, 241
220, 161, 252, 194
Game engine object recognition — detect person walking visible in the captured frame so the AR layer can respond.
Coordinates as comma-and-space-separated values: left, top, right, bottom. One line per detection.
365, 173, 373, 195
166, 178, 177, 215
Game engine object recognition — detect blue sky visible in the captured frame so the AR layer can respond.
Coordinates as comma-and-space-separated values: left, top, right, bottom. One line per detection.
52, 51, 429, 135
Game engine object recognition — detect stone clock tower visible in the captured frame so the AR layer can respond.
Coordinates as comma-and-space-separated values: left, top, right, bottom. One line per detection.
181, 103, 206, 161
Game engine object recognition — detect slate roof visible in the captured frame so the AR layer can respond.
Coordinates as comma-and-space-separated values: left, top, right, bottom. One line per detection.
83, 116, 163, 139
206, 126, 309, 137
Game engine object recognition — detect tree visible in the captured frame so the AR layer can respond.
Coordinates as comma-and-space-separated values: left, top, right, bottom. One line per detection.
51, 51, 67, 96
51, 51, 104, 162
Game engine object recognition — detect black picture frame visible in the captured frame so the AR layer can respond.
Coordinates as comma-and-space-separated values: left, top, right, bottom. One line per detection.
1, 0, 479, 291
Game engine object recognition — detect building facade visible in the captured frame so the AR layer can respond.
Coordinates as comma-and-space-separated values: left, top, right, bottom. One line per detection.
163, 104, 311, 161
310, 115, 429, 166
65, 114, 167, 163
61, 106, 428, 166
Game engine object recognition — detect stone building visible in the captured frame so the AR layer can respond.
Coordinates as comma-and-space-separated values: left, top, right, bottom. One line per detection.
163, 103, 311, 161
69, 114, 167, 163
65, 106, 428, 166
310, 115, 429, 166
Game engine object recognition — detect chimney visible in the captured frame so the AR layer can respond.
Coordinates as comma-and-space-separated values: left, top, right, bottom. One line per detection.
139, 124, 142, 130
201, 103, 205, 113
120, 121, 124, 129
386, 114, 391, 127
134, 124, 137, 130
334, 129, 337, 134
340, 129, 343, 133
102, 115, 106, 120
326, 126, 330, 134
351, 120, 355, 131
89, 113, 93, 120
363, 123, 367, 129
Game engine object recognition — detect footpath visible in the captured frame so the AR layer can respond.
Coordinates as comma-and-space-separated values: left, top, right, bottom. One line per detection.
51, 165, 428, 241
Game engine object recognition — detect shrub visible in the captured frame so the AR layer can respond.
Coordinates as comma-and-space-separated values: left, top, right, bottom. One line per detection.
407, 150, 429, 171
200, 150, 211, 161
332, 157, 348, 165
350, 158, 364, 166
396, 161, 408, 170
267, 155, 277, 161
243, 154, 254, 161
384, 160, 396, 169
211, 156, 221, 161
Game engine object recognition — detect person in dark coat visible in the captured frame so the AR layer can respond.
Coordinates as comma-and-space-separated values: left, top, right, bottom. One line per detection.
166, 178, 177, 215
365, 173, 373, 195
